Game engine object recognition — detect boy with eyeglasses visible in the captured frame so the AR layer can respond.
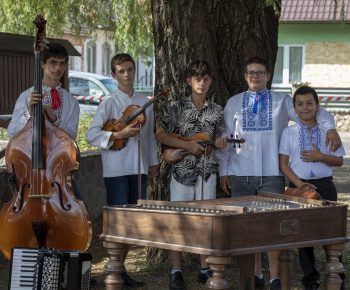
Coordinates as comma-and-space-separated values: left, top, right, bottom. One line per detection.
216, 56, 340, 290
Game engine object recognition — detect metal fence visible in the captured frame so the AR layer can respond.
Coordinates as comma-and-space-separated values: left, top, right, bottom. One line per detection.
272, 87, 350, 112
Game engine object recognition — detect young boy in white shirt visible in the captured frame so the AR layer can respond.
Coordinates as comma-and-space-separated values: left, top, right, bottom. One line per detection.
279, 86, 345, 290
85, 53, 159, 287
216, 56, 341, 290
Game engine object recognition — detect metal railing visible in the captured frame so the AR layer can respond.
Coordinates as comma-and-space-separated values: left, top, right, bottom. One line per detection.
272, 87, 350, 112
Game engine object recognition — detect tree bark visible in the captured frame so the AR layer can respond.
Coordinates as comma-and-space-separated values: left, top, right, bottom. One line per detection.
146, 0, 280, 263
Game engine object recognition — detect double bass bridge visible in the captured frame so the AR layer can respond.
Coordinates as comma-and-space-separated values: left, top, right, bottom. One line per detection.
28, 193, 53, 199
28, 182, 72, 211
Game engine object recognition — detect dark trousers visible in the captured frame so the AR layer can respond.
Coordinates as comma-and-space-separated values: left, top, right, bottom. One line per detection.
289, 177, 345, 288
104, 175, 147, 206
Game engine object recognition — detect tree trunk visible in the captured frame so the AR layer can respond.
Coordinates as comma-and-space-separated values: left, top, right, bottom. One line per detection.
146, 0, 280, 263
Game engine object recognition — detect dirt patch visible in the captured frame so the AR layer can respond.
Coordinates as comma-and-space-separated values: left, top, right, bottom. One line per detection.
1, 194, 350, 289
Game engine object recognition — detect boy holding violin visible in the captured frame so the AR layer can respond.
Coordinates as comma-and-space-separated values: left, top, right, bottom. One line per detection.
216, 56, 341, 290
85, 53, 159, 287
155, 59, 227, 290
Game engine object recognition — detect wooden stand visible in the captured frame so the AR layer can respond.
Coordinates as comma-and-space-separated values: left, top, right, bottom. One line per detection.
103, 241, 126, 290
239, 254, 255, 290
279, 250, 294, 290
100, 196, 349, 290
323, 243, 346, 290
205, 256, 231, 289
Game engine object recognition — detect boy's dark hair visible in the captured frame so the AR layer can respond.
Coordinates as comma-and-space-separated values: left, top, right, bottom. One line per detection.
187, 60, 213, 78
111, 53, 135, 74
293, 86, 319, 106
245, 56, 269, 72
42, 43, 69, 63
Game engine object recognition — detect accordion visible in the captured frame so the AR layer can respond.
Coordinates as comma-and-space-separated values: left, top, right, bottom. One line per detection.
9, 247, 92, 290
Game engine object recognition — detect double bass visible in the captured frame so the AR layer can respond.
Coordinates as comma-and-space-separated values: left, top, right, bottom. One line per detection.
0, 15, 92, 260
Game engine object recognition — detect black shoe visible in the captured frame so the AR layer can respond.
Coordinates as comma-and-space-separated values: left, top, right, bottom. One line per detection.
119, 272, 145, 287
305, 285, 318, 290
169, 271, 186, 290
90, 278, 97, 285
245, 275, 266, 290
197, 269, 212, 284
304, 285, 319, 290
270, 278, 281, 290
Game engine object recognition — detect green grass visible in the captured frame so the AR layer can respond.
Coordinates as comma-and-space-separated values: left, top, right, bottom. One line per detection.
76, 115, 95, 152
0, 127, 9, 140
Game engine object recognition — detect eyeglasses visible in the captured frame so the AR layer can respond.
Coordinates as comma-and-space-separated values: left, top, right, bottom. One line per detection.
246, 71, 267, 78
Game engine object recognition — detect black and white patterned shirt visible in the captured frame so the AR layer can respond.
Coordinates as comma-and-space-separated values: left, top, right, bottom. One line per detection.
161, 96, 225, 186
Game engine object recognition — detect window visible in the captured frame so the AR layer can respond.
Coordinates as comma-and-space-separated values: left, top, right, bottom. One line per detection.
102, 43, 111, 76
69, 46, 82, 71
86, 41, 96, 73
69, 77, 104, 97
272, 45, 304, 86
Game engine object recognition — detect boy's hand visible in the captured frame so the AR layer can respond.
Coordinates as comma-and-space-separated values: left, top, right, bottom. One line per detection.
297, 182, 317, 191
148, 165, 159, 180
186, 139, 206, 155
28, 90, 43, 116
214, 137, 228, 149
118, 123, 141, 139
220, 176, 231, 196
301, 143, 323, 162
325, 129, 341, 152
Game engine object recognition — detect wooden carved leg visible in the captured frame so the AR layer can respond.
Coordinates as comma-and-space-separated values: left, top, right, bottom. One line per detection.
103, 241, 127, 290
205, 256, 231, 289
323, 243, 345, 290
239, 254, 255, 290
278, 250, 294, 290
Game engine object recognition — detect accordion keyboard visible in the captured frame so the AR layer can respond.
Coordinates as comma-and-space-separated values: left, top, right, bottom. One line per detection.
9, 248, 40, 289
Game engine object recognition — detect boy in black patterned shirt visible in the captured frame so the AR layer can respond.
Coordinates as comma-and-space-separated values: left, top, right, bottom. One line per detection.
155, 59, 227, 290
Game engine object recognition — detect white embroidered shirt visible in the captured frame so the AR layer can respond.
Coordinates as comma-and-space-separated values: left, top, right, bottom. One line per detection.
85, 87, 159, 178
216, 89, 336, 177
279, 122, 345, 179
7, 84, 79, 139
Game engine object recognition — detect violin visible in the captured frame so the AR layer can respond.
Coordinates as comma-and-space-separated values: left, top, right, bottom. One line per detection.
161, 132, 245, 163
102, 89, 170, 150
0, 15, 92, 260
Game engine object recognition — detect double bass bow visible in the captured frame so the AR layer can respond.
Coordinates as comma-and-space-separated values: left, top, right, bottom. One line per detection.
0, 15, 92, 260
102, 89, 170, 150
161, 133, 245, 163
